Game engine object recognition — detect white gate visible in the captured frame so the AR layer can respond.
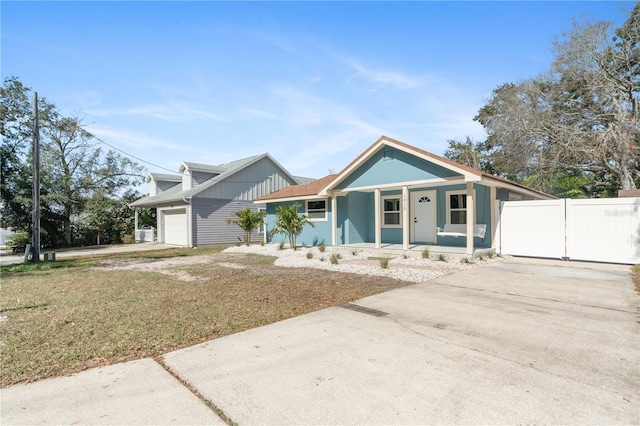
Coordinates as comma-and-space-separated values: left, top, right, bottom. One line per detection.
499, 197, 640, 264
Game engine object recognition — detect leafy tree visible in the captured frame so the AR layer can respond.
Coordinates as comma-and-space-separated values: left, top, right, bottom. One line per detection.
443, 136, 494, 173
475, 5, 640, 192
83, 190, 153, 245
226, 207, 266, 245
269, 203, 314, 248
1, 77, 145, 247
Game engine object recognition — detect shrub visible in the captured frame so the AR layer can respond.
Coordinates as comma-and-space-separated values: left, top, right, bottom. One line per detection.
306, 252, 313, 259
351, 249, 359, 256
122, 234, 135, 244
380, 257, 390, 269
6, 231, 31, 250
319, 243, 326, 253
278, 241, 285, 250
422, 248, 430, 259
461, 257, 472, 264
330, 253, 339, 265
269, 203, 314, 249
226, 208, 266, 246
487, 252, 494, 259
438, 254, 447, 262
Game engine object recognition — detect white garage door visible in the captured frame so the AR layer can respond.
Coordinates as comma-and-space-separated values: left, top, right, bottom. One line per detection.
163, 208, 187, 246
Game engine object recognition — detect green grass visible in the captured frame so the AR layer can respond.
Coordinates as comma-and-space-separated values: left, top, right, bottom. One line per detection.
0, 248, 409, 387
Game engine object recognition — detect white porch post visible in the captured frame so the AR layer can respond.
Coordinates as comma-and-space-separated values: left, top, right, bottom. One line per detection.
374, 188, 381, 249
466, 182, 475, 256
331, 195, 337, 246
402, 185, 409, 251
134, 209, 138, 234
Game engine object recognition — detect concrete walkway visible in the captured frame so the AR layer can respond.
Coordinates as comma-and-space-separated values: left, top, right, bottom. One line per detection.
2, 257, 638, 425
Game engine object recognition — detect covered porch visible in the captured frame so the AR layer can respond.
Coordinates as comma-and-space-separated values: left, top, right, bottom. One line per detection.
342, 242, 496, 259
329, 180, 488, 256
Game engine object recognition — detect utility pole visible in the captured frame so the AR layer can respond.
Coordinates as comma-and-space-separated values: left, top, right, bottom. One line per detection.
32, 92, 40, 262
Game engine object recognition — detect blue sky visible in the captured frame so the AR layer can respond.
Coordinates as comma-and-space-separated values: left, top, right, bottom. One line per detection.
2, 1, 633, 182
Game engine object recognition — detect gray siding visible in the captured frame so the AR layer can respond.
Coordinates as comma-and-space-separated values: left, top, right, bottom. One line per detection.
195, 157, 297, 201
192, 197, 265, 246
192, 171, 217, 187
157, 181, 180, 193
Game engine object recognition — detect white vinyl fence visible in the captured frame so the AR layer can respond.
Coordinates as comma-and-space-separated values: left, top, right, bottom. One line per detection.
497, 197, 640, 264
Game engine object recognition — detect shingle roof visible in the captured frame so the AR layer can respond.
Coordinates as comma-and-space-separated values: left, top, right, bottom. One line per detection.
179, 162, 226, 173
147, 172, 182, 182
255, 174, 338, 201
130, 153, 304, 208
254, 136, 554, 203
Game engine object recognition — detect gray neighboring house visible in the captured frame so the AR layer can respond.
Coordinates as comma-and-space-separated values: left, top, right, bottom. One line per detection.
130, 154, 310, 247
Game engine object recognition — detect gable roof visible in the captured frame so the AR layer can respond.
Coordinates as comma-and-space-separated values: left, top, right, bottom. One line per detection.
145, 172, 182, 183
254, 136, 553, 203
130, 153, 303, 208
179, 162, 226, 174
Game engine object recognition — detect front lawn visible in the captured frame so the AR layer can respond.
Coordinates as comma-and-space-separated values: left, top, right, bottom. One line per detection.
0, 247, 409, 387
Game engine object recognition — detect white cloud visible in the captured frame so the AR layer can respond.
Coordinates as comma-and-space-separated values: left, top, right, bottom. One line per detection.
87, 102, 227, 122
341, 56, 419, 90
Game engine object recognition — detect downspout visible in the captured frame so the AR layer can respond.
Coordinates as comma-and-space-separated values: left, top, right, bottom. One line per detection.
183, 197, 193, 247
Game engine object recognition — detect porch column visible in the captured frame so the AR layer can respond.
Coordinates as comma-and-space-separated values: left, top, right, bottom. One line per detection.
402, 185, 409, 251
331, 195, 337, 246
134, 209, 138, 233
374, 188, 381, 249
466, 182, 475, 256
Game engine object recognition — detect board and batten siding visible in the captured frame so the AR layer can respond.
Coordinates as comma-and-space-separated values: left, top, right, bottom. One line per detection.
196, 157, 296, 201
191, 171, 217, 187
192, 198, 265, 246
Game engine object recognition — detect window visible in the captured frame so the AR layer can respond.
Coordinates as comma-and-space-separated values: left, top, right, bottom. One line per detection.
382, 196, 401, 227
446, 191, 468, 224
306, 199, 327, 221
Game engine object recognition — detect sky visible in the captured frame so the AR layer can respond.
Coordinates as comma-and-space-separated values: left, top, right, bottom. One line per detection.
2, 1, 634, 184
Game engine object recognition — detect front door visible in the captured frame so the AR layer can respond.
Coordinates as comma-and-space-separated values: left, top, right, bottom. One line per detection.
412, 190, 436, 243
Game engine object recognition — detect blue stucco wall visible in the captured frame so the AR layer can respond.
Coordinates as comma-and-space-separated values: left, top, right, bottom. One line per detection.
265, 183, 494, 248
266, 201, 332, 246
346, 192, 372, 244
336, 148, 459, 190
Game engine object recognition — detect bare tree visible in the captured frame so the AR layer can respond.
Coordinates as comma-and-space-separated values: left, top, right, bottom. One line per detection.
476, 5, 639, 191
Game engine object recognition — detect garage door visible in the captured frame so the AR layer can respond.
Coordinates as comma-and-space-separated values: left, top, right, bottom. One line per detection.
163, 209, 187, 246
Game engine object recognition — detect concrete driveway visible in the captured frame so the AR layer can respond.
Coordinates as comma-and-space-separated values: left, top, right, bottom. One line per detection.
2, 257, 638, 424
163, 258, 639, 425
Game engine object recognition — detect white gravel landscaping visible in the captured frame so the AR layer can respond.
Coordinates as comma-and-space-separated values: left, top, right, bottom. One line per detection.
224, 243, 504, 282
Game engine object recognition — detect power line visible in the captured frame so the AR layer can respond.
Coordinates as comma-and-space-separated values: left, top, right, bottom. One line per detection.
91, 134, 177, 174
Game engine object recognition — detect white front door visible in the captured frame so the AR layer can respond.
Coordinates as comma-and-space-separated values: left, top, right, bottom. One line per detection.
411, 190, 436, 243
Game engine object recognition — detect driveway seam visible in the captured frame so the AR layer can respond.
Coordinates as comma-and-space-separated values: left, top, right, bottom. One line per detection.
154, 356, 236, 425
431, 282, 638, 314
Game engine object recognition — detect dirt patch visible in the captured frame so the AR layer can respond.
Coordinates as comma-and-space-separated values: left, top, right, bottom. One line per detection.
93, 254, 249, 281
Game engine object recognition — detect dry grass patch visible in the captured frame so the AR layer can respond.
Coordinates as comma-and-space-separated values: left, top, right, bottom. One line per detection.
1, 249, 409, 387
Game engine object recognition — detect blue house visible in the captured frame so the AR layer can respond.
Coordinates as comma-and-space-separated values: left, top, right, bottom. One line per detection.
256, 136, 553, 255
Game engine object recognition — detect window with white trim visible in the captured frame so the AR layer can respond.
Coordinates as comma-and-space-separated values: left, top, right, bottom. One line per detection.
382, 196, 401, 227
446, 191, 468, 224
306, 199, 327, 221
